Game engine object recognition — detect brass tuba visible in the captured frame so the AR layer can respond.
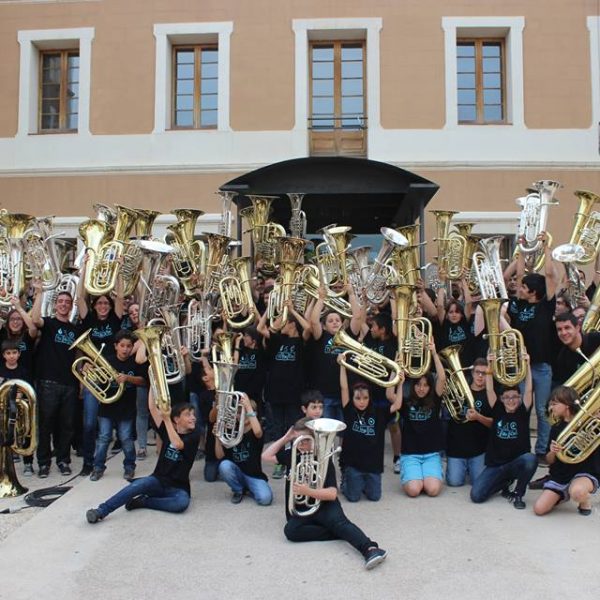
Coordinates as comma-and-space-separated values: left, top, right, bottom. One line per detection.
566, 189, 600, 265
439, 345, 475, 423
288, 418, 346, 517
430, 210, 469, 281
582, 284, 600, 333
219, 256, 256, 329
135, 325, 172, 413
300, 264, 353, 318
480, 298, 527, 386
147, 306, 186, 385
70, 329, 125, 404
315, 224, 352, 296
0, 379, 36, 498
333, 329, 402, 388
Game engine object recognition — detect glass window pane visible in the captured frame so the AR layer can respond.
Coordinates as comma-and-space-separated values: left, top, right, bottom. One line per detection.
201, 110, 218, 127
483, 73, 501, 88
202, 49, 218, 64
201, 94, 218, 110
67, 98, 78, 114
175, 111, 193, 127
312, 117, 334, 129
342, 78, 362, 96
341, 46, 363, 61
483, 89, 502, 105
313, 79, 334, 96
41, 99, 60, 115
457, 44, 475, 57
341, 61, 362, 78
177, 64, 194, 79
43, 68, 61, 84
41, 83, 60, 99
342, 96, 363, 115
67, 113, 78, 129
483, 57, 500, 72
202, 63, 217, 79
42, 54, 61, 70
68, 67, 79, 84
176, 95, 194, 111
458, 105, 477, 122
312, 46, 334, 62
312, 61, 333, 79
177, 79, 194, 95
341, 117, 362, 129
457, 90, 476, 105
201, 78, 217, 94
68, 84, 79, 99
176, 50, 194, 64
312, 96, 334, 115
41, 114, 59, 129
457, 73, 476, 88
484, 105, 503, 121
482, 44, 501, 57
457, 57, 475, 73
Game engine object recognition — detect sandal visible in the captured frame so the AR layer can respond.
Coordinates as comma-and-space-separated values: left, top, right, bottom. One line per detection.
577, 506, 592, 516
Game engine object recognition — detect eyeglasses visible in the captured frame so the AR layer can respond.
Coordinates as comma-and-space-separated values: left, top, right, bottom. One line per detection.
473, 370, 487, 376
502, 394, 520, 401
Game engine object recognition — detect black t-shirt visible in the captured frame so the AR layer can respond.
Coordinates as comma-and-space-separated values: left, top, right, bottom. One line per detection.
552, 333, 600, 385
0, 363, 31, 385
223, 430, 267, 480
80, 309, 123, 349
400, 394, 444, 455
485, 402, 531, 466
341, 403, 389, 473
0, 330, 36, 376
276, 446, 339, 520
34, 317, 82, 387
435, 315, 476, 366
308, 332, 345, 397
445, 388, 492, 458
234, 343, 267, 402
152, 422, 201, 494
547, 421, 600, 484
508, 297, 556, 364
265, 333, 305, 405
97, 353, 144, 420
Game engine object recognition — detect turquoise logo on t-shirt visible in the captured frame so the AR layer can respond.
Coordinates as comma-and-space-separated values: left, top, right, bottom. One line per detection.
496, 420, 518, 439
408, 405, 432, 422
55, 328, 75, 345
275, 344, 296, 362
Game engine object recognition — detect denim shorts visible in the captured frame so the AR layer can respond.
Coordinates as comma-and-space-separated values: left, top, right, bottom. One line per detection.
543, 473, 599, 503
400, 452, 443, 484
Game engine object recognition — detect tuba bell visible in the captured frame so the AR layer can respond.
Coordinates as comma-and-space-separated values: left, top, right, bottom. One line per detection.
566, 189, 600, 265
219, 256, 256, 329
439, 345, 476, 423
473, 236, 508, 300
430, 210, 470, 281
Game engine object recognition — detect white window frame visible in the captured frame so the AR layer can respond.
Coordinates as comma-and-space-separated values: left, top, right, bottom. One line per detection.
153, 22, 233, 133
292, 17, 382, 150
17, 27, 94, 137
442, 16, 525, 129
587, 17, 600, 127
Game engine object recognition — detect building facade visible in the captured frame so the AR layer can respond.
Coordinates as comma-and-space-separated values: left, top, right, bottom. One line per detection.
0, 0, 599, 261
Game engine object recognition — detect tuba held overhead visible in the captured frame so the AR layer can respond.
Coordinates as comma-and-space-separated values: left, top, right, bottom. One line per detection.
439, 345, 476, 423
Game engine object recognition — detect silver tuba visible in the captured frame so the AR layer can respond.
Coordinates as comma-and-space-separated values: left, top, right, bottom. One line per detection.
214, 360, 246, 448
288, 193, 307, 239
472, 236, 508, 300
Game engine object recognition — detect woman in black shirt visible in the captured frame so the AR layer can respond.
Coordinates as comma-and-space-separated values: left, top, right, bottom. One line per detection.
0, 296, 39, 377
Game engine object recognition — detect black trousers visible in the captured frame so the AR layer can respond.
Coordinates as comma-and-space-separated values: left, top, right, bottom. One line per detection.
284, 500, 375, 556
270, 403, 301, 440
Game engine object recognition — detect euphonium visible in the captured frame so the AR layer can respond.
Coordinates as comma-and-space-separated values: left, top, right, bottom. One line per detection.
219, 256, 256, 329
364, 227, 409, 304
333, 329, 402, 388
315, 225, 352, 297
388, 283, 432, 378
133, 209, 161, 239
268, 236, 307, 329
566, 189, 600, 265
516, 180, 560, 255
22, 216, 62, 290
300, 264, 352, 318
430, 210, 469, 280
0, 379, 36, 497
135, 325, 172, 413
41, 272, 80, 323
181, 297, 214, 361
480, 298, 527, 386
552, 243, 586, 305
288, 418, 346, 517
439, 345, 475, 423
473, 236, 508, 300
80, 219, 113, 295
346, 245, 371, 304
213, 360, 246, 448
148, 306, 186, 385
70, 329, 125, 404
288, 193, 307, 239
202, 232, 232, 296
563, 346, 600, 396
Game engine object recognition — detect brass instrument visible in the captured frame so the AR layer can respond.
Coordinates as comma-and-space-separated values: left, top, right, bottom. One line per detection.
288, 418, 347, 517
567, 190, 600, 265
388, 224, 423, 287
148, 307, 186, 385
430, 210, 469, 281
41, 272, 80, 323
315, 225, 352, 297
333, 329, 402, 388
480, 298, 527, 386
346, 245, 371, 305
219, 256, 256, 329
552, 243, 586, 305
388, 283, 432, 378
300, 264, 353, 318
22, 216, 62, 291
133, 209, 161, 239
217, 191, 237, 238
0, 379, 36, 498
288, 193, 307, 239
201, 232, 232, 296
134, 325, 172, 413
582, 283, 600, 333
439, 345, 475, 423
364, 227, 409, 304
93, 203, 117, 225
473, 236, 508, 300
182, 297, 214, 361
213, 360, 246, 448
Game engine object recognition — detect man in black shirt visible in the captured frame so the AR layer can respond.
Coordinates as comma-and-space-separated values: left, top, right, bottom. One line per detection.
86, 395, 200, 523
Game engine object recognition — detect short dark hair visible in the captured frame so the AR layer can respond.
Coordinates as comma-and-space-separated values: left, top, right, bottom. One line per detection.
351, 380, 370, 395
56, 291, 73, 302
522, 273, 546, 300
548, 385, 579, 417
555, 312, 578, 327
500, 385, 520, 396
473, 357, 487, 368
1, 340, 20, 354
91, 294, 115, 311
293, 416, 313, 431
372, 312, 392, 334
171, 402, 195, 420
301, 389, 324, 408
114, 330, 135, 344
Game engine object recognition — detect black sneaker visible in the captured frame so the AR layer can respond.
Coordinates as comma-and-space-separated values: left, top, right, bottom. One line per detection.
123, 469, 135, 482
58, 463, 72, 476
501, 487, 515, 500
79, 464, 93, 477
512, 496, 526, 510
38, 465, 50, 479
23, 464, 34, 477
364, 547, 387, 570
529, 474, 551, 490
231, 491, 244, 504
86, 509, 103, 524
89, 469, 104, 482
125, 495, 147, 511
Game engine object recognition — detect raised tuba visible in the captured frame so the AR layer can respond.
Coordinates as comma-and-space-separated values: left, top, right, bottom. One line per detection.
566, 189, 600, 265
439, 345, 475, 423
135, 325, 172, 413
219, 256, 256, 329
213, 360, 246, 448
473, 236, 508, 300
430, 210, 470, 281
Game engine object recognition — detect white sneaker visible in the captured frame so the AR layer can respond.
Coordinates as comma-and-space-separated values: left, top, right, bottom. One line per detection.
393, 458, 401, 474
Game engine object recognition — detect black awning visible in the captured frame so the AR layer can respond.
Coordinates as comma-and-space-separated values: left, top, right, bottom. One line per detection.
220, 156, 439, 234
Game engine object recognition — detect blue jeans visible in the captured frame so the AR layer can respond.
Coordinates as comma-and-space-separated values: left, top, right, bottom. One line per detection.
323, 395, 343, 422
218, 459, 273, 505
520, 362, 552, 455
94, 416, 136, 471
470, 453, 538, 502
135, 387, 149, 450
342, 466, 382, 502
82, 388, 99, 467
96, 474, 190, 518
446, 453, 486, 487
